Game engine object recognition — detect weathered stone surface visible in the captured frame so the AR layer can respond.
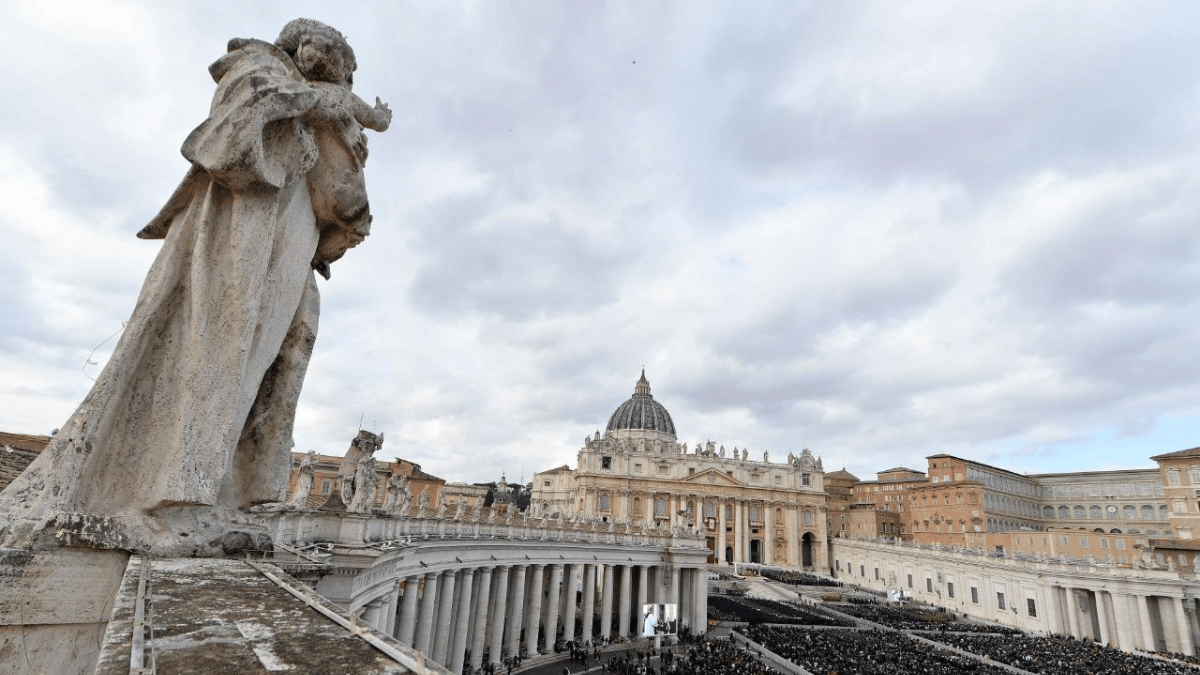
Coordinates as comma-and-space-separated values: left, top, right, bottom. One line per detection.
95, 557, 437, 675
0, 548, 128, 675
0, 19, 389, 557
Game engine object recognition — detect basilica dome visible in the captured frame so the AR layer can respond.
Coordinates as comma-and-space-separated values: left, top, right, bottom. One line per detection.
605, 371, 676, 438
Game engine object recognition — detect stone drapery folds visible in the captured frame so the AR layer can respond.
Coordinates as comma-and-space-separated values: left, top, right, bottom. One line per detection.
0, 19, 388, 556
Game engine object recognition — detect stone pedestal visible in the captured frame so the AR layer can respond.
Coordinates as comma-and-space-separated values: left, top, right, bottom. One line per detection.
0, 548, 129, 675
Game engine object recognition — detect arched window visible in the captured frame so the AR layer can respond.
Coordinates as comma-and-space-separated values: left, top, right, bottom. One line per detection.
1124, 505, 1136, 519
1043, 506, 1055, 519
1073, 505, 1085, 519
633, 497, 641, 512
1142, 505, 1155, 520
1160, 505, 1169, 519
1058, 506, 1069, 519
1089, 505, 1101, 519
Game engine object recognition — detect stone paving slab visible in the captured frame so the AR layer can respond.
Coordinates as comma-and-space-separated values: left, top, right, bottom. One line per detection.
96, 556, 448, 675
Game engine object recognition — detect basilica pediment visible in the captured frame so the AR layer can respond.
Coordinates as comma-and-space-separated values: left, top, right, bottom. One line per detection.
681, 468, 745, 487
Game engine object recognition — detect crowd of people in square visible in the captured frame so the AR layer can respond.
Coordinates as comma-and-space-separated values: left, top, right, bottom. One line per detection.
932, 633, 1200, 675
757, 568, 843, 588
743, 625, 1012, 675
595, 637, 781, 675
707, 595, 853, 626
833, 602, 1018, 633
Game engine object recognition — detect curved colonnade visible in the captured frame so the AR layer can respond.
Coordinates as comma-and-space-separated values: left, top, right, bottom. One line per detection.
266, 512, 710, 672
832, 538, 1199, 655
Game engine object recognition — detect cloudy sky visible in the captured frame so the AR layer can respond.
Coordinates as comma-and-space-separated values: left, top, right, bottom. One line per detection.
3, 1, 1199, 485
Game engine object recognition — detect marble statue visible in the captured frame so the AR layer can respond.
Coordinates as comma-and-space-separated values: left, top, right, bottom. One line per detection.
398, 479, 412, 516
435, 494, 448, 520
347, 452, 380, 514
340, 430, 382, 508
415, 486, 430, 518
286, 450, 318, 509
382, 474, 406, 515
0, 19, 390, 556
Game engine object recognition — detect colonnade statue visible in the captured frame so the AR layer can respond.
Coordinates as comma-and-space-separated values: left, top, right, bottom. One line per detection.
0, 18, 391, 556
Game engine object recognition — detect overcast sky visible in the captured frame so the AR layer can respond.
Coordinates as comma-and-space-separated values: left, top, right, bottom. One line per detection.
3, 1, 1199, 485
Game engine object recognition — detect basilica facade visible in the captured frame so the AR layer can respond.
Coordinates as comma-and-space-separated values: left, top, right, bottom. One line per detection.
531, 372, 829, 570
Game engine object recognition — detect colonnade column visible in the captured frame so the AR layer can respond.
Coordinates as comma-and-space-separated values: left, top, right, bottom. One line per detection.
1110, 592, 1134, 651
580, 564, 596, 645
670, 566, 682, 607
469, 567, 494, 670
432, 570, 457, 664
1137, 594, 1156, 651
1043, 585, 1062, 636
1063, 587, 1080, 638
561, 564, 578, 643
488, 566, 510, 665
396, 575, 421, 647
505, 565, 527, 659
618, 565, 632, 637
543, 564, 564, 649
450, 568, 476, 674
692, 568, 707, 636
1094, 590, 1111, 646
636, 566, 649, 618
361, 599, 383, 631
525, 565, 545, 655
600, 565, 614, 640
415, 572, 440, 654
383, 582, 401, 638
1174, 597, 1195, 655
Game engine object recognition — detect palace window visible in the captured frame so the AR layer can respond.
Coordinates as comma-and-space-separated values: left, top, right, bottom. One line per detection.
802, 473, 810, 486
970, 587, 979, 604
947, 582, 955, 599
655, 498, 667, 516
321, 478, 331, 494
749, 506, 760, 522
601, 456, 612, 470
704, 502, 715, 517
1026, 598, 1036, 617
599, 494, 611, 512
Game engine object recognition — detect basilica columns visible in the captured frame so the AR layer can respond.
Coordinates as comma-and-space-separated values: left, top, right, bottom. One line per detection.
525, 565, 545, 655
617, 565, 632, 637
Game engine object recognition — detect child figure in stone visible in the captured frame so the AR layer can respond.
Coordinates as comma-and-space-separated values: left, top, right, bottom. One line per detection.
291, 24, 392, 160
274, 19, 393, 277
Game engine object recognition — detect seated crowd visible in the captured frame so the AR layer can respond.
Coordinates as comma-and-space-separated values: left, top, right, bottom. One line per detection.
931, 633, 1200, 675
707, 596, 853, 626
833, 603, 1019, 633
744, 625, 1011, 675
757, 568, 842, 588
601, 638, 781, 675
